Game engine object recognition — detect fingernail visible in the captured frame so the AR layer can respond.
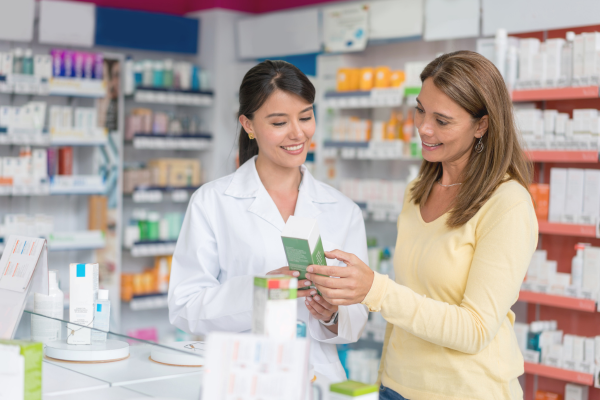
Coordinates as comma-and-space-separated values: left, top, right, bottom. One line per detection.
310, 290, 316, 295
307, 266, 313, 272
304, 281, 311, 286
305, 273, 311, 279
293, 271, 299, 277
307, 297, 312, 301
314, 296, 320, 301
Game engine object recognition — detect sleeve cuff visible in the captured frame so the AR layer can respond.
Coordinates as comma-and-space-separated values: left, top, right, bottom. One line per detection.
361, 271, 389, 312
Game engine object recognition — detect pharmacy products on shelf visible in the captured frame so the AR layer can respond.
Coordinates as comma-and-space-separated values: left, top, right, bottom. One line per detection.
67, 263, 98, 345
120, 256, 172, 302
547, 168, 600, 225
124, 57, 207, 95
125, 108, 206, 140
0, 340, 43, 400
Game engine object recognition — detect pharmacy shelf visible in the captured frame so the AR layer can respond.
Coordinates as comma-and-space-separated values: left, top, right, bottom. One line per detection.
518, 290, 596, 312
512, 86, 600, 102
524, 362, 594, 386
526, 150, 599, 163
130, 133, 212, 150
48, 77, 106, 98
322, 141, 421, 161
0, 134, 108, 147
323, 141, 369, 148
537, 220, 597, 238
133, 87, 213, 106
322, 87, 419, 109
126, 294, 169, 311
129, 241, 177, 257
127, 187, 195, 203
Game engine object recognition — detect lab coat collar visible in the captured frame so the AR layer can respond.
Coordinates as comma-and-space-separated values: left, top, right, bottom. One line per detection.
224, 156, 337, 231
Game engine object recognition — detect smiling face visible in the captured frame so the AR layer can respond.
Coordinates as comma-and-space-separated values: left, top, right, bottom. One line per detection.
415, 78, 488, 165
239, 89, 315, 169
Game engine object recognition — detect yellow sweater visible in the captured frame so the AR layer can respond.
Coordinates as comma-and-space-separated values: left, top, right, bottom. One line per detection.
362, 180, 538, 400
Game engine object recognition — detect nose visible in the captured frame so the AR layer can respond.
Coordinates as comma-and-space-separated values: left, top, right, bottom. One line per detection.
416, 113, 435, 138
288, 119, 305, 140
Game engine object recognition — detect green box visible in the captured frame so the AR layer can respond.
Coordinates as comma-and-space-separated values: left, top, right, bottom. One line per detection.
330, 380, 379, 399
281, 216, 326, 284
0, 340, 43, 400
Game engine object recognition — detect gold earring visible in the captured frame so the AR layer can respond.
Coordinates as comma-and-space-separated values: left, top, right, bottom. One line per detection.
248, 132, 255, 140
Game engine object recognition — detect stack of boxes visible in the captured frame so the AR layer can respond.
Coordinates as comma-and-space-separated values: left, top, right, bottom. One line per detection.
547, 167, 600, 225
0, 147, 48, 192
123, 158, 202, 193
0, 102, 46, 133
120, 256, 172, 302
340, 179, 406, 205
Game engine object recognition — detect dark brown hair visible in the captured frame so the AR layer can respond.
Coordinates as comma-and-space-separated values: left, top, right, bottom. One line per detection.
410, 50, 533, 228
238, 60, 315, 166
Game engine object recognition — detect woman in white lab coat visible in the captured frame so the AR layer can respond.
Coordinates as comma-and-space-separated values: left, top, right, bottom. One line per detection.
168, 60, 369, 382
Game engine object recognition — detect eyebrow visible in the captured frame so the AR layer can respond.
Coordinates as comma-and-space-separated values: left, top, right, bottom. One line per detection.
266, 105, 314, 118
416, 98, 453, 120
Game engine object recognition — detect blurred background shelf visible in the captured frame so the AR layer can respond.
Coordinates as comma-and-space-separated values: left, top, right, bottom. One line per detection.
523, 362, 594, 386
526, 150, 599, 163
518, 290, 596, 312
537, 220, 597, 238
512, 86, 600, 102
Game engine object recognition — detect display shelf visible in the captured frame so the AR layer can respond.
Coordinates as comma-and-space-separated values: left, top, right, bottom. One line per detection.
512, 86, 599, 102
526, 150, 599, 163
126, 294, 169, 311
130, 133, 212, 150
130, 241, 177, 257
537, 220, 597, 238
323, 140, 370, 148
133, 87, 214, 106
48, 77, 106, 98
323, 88, 405, 109
128, 187, 193, 203
524, 362, 594, 385
518, 290, 596, 312
322, 141, 420, 161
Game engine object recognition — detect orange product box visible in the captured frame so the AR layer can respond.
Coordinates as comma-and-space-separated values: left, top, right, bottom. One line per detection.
535, 391, 562, 400
374, 66, 391, 88
58, 146, 73, 175
391, 70, 405, 87
359, 67, 374, 91
536, 183, 549, 220
88, 195, 108, 232
337, 68, 360, 91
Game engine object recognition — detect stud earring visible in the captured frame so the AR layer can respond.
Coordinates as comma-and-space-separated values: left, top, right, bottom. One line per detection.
248, 132, 255, 140
475, 136, 484, 153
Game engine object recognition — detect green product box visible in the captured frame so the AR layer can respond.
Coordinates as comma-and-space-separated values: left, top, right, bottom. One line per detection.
281, 216, 326, 284
330, 380, 379, 399
0, 340, 43, 400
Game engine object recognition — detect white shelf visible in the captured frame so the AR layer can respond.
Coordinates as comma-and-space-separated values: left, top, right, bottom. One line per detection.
130, 188, 191, 203
133, 88, 213, 106
323, 88, 406, 109
130, 241, 177, 257
127, 294, 169, 311
322, 141, 421, 161
48, 77, 106, 98
131, 135, 212, 150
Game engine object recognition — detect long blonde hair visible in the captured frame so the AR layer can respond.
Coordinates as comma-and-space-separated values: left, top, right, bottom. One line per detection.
410, 51, 532, 228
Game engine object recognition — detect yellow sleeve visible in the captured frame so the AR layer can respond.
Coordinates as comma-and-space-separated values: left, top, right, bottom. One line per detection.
362, 200, 537, 355
375, 322, 393, 386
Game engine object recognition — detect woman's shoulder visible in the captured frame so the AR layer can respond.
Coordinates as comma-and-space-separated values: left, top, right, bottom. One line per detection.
190, 172, 236, 204
479, 179, 533, 220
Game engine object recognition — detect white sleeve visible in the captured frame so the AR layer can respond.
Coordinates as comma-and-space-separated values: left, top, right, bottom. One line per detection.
309, 204, 369, 344
168, 192, 254, 335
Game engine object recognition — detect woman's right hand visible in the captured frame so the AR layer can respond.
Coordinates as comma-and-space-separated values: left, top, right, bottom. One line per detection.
267, 267, 314, 297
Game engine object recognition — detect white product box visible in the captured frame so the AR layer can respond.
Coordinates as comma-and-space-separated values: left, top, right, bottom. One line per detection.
0, 106, 14, 127
573, 336, 585, 362
538, 260, 557, 288
563, 168, 584, 223
252, 276, 298, 340
546, 39, 565, 87
32, 149, 47, 180
542, 343, 563, 367
61, 107, 72, 129
526, 250, 547, 284
518, 38, 541, 85
543, 110, 558, 134
1, 52, 13, 75
516, 109, 542, 133
564, 334, 575, 365
582, 169, 600, 224
574, 34, 586, 85
549, 168, 567, 222
582, 247, 600, 297
49, 106, 63, 130
513, 322, 529, 353
565, 383, 589, 400
583, 32, 600, 83
34, 55, 52, 80
596, 336, 600, 365
556, 113, 569, 136
67, 263, 99, 345
549, 272, 571, 295
532, 50, 548, 88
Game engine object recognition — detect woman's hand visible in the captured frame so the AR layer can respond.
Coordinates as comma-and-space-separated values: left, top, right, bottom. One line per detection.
305, 289, 339, 333
305, 250, 374, 305
266, 267, 313, 297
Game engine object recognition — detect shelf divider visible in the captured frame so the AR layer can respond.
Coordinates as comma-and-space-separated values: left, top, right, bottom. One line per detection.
518, 290, 596, 312
524, 362, 594, 386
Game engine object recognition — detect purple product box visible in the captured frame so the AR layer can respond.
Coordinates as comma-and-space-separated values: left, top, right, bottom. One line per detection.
47, 148, 58, 176
94, 53, 103, 80
74, 52, 85, 79
83, 53, 94, 79
63, 51, 75, 78
51, 49, 63, 77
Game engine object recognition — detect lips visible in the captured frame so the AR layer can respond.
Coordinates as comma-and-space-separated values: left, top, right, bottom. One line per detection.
422, 142, 442, 148
281, 144, 304, 151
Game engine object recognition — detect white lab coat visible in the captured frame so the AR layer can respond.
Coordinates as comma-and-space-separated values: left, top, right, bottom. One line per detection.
168, 156, 369, 382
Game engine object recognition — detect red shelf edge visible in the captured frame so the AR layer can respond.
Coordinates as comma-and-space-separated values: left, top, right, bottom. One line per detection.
526, 150, 599, 163
537, 220, 597, 238
524, 362, 594, 385
512, 86, 600, 102
518, 290, 596, 312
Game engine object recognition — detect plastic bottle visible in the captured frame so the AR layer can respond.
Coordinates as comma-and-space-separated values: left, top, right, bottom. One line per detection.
571, 243, 586, 289
31, 270, 64, 343
142, 60, 153, 87
163, 59, 174, 88
147, 211, 160, 241
134, 209, 149, 241
13, 48, 23, 74
92, 289, 110, 345
494, 28, 508, 80
157, 256, 170, 293
191, 65, 200, 91
560, 31, 575, 87
153, 61, 164, 88
22, 49, 33, 75
134, 62, 143, 88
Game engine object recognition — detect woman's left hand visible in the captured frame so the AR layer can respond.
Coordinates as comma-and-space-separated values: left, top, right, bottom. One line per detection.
304, 290, 338, 322
305, 250, 374, 306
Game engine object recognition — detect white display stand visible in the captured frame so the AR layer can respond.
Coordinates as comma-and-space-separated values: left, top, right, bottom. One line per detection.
45, 339, 130, 363
150, 341, 204, 367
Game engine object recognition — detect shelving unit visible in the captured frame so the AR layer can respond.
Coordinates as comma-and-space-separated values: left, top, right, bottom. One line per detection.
126, 294, 169, 311
512, 86, 600, 102
526, 150, 599, 163
322, 87, 420, 109
130, 133, 212, 150
523, 362, 594, 386
518, 290, 597, 312
129, 241, 177, 257
537, 220, 597, 238
132, 87, 213, 106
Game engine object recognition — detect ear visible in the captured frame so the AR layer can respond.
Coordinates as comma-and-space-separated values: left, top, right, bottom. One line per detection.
475, 115, 489, 139
239, 114, 254, 135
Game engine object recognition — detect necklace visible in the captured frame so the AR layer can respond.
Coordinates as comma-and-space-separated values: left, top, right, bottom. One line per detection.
437, 180, 462, 188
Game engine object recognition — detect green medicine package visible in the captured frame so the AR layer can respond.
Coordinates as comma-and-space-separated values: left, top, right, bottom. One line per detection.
281, 216, 327, 286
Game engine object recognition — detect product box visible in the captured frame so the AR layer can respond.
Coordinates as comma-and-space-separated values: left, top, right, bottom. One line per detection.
68, 263, 99, 345
548, 168, 567, 222
252, 275, 297, 339
535, 391, 562, 400
281, 216, 327, 281
330, 381, 379, 400
574, 34, 586, 84
148, 158, 201, 188
565, 383, 589, 400
58, 147, 73, 176
0, 340, 42, 400
582, 247, 600, 298
513, 322, 529, 353
564, 169, 584, 223
583, 32, 600, 83
88, 195, 108, 232
582, 170, 600, 224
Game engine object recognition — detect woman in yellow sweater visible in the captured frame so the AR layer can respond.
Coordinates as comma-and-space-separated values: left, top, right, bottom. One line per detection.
305, 51, 538, 399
